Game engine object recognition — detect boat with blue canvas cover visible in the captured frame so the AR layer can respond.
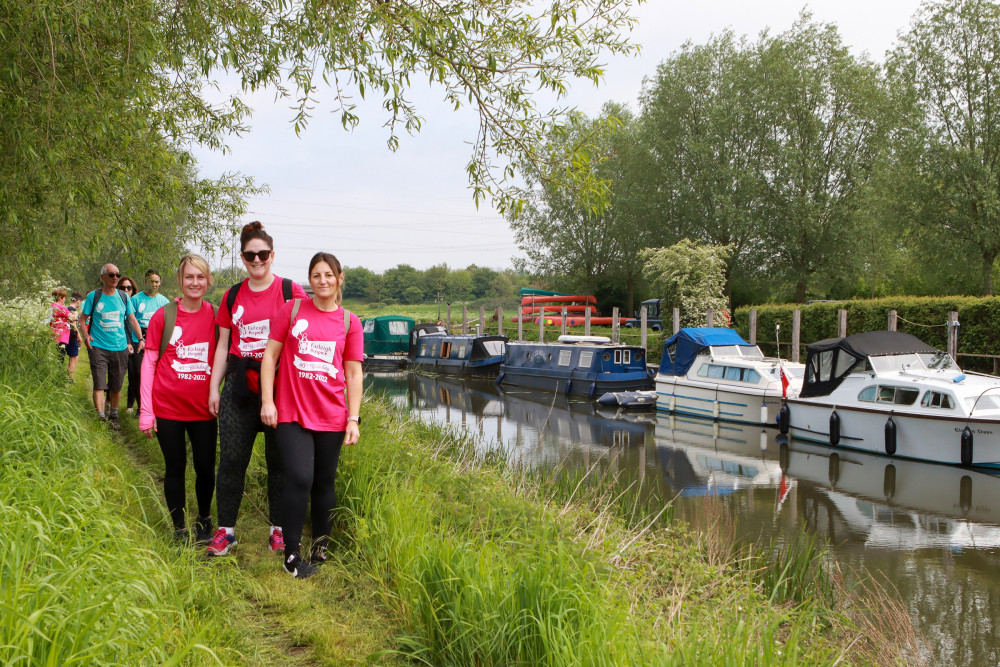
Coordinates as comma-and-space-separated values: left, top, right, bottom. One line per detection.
498, 335, 653, 398
362, 315, 416, 369
655, 328, 804, 425
408, 332, 507, 377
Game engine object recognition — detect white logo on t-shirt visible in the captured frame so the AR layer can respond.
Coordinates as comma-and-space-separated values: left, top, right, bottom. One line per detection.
290, 317, 338, 377
169, 325, 212, 374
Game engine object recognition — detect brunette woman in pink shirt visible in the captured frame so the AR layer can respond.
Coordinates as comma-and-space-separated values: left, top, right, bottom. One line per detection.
260, 252, 363, 579
139, 254, 218, 543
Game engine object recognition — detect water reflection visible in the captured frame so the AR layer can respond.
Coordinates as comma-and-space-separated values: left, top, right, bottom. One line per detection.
365, 372, 1000, 666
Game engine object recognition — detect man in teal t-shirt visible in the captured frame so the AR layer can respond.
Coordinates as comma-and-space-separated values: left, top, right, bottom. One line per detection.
81, 263, 144, 430
126, 269, 170, 413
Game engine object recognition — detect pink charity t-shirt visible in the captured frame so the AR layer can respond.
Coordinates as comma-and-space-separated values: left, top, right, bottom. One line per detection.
269, 299, 363, 432
145, 300, 217, 421
216, 277, 308, 360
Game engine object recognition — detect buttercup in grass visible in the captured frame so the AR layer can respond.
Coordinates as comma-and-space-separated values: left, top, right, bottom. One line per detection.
260, 251, 363, 577
139, 254, 219, 544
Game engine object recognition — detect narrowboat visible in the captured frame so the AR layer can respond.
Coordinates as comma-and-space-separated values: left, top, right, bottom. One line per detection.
362, 315, 416, 370
781, 330, 1000, 467
498, 335, 653, 397
655, 328, 804, 425
408, 331, 508, 377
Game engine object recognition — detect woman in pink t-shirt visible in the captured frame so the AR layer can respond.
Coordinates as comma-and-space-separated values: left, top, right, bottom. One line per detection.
139, 254, 218, 544
261, 252, 363, 579
50, 288, 72, 346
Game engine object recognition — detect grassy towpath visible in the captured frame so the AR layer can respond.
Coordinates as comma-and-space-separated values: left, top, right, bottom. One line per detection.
3, 333, 921, 665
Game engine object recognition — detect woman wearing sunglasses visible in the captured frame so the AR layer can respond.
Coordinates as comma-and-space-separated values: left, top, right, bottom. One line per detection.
118, 276, 143, 413
260, 251, 363, 578
205, 221, 308, 556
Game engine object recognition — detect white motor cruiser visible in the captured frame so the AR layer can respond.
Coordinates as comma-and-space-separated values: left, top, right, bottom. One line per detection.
780, 331, 1000, 467
655, 328, 804, 426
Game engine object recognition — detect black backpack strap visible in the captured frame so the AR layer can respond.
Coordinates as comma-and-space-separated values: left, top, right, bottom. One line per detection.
282, 277, 293, 301
289, 298, 302, 325
225, 280, 243, 317
159, 301, 178, 359
117, 289, 128, 307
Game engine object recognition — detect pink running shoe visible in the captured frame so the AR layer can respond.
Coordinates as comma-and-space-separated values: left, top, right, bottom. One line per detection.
205, 529, 237, 556
269, 527, 286, 552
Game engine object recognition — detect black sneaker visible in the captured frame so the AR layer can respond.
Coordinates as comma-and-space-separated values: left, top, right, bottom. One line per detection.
108, 415, 120, 431
310, 544, 329, 566
194, 516, 214, 545
283, 553, 318, 579
173, 528, 190, 543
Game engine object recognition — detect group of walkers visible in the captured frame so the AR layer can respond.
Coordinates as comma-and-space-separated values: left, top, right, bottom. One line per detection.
52, 222, 363, 579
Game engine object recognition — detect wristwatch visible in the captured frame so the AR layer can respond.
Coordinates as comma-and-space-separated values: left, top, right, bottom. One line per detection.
348, 416, 361, 426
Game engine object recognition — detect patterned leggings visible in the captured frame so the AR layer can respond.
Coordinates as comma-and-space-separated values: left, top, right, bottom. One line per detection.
214, 379, 284, 528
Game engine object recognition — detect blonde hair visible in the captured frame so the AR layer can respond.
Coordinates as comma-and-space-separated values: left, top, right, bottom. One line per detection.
177, 254, 213, 285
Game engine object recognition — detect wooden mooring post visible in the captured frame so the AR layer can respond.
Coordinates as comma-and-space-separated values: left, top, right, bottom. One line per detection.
498, 308, 504, 337
640, 306, 648, 352
948, 311, 959, 361
561, 307, 568, 336
517, 306, 523, 341
792, 309, 801, 363
539, 311, 545, 342
672, 308, 680, 334
749, 309, 757, 344
888, 310, 897, 331
612, 307, 620, 343
479, 306, 485, 335
585, 309, 591, 336
462, 306, 468, 334
837, 309, 847, 338
706, 308, 715, 327
447, 305, 451, 330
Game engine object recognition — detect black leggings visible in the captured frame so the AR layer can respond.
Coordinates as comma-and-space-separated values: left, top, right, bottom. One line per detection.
276, 422, 345, 555
156, 418, 218, 529
215, 378, 284, 528
126, 347, 143, 409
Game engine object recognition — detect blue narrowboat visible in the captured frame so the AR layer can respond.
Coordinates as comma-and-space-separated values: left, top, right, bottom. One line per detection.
498, 335, 654, 397
408, 332, 508, 377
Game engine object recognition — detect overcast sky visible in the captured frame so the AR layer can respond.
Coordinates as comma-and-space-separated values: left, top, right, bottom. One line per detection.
191, 1, 924, 280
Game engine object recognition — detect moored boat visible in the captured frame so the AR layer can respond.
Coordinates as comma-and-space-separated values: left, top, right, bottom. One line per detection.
498, 335, 653, 397
655, 328, 804, 425
781, 330, 1000, 467
408, 332, 507, 377
362, 315, 415, 370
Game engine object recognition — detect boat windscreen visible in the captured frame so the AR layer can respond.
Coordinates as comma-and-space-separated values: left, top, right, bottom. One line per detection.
869, 354, 925, 373
919, 351, 958, 370
481, 340, 505, 356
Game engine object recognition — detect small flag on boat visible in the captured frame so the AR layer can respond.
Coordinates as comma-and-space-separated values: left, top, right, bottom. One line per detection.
779, 366, 790, 398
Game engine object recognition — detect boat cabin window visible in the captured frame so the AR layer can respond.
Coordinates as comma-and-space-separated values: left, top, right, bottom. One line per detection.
873, 385, 919, 405
458, 345, 467, 358
858, 386, 877, 402
440, 342, 451, 358
920, 391, 953, 409
663, 342, 676, 364
388, 321, 409, 335
420, 344, 428, 356
614, 350, 631, 365
697, 364, 761, 384
579, 351, 594, 367
481, 340, 505, 357
558, 350, 573, 366
363, 320, 375, 333
430, 344, 438, 357
966, 394, 1000, 411
709, 345, 765, 359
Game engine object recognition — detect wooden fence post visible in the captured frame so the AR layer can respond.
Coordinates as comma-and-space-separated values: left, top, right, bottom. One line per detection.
640, 306, 648, 352
612, 307, 620, 343
837, 309, 847, 338
888, 310, 897, 331
462, 306, 468, 334
672, 308, 680, 334
792, 309, 801, 363
749, 309, 757, 344
517, 306, 523, 341
948, 311, 959, 361
539, 310, 545, 342
479, 306, 485, 335
561, 307, 568, 336
447, 305, 452, 330
706, 308, 715, 327
585, 309, 591, 337
498, 308, 504, 337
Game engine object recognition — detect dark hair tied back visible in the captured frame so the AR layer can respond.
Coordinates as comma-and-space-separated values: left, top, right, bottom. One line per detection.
240, 220, 274, 252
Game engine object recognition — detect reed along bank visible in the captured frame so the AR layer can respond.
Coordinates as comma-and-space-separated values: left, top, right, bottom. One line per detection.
1, 324, 921, 665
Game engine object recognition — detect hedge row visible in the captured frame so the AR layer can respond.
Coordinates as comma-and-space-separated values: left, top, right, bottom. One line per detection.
732, 296, 1000, 363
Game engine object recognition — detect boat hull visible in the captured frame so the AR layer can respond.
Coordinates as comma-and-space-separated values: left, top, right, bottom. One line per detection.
362, 354, 408, 370
409, 356, 504, 378
655, 376, 783, 426
500, 367, 652, 396
784, 398, 1000, 467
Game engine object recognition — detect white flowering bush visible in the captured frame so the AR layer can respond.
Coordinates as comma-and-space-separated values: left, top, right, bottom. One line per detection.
0, 276, 61, 344
641, 239, 732, 327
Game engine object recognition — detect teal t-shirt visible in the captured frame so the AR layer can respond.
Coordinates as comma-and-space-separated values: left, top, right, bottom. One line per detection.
84, 289, 135, 352
132, 292, 169, 329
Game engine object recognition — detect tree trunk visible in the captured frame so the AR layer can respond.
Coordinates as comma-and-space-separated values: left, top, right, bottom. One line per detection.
794, 279, 807, 304
983, 249, 997, 296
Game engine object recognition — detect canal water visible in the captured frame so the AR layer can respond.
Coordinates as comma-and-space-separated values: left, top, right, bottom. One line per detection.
366, 372, 1000, 665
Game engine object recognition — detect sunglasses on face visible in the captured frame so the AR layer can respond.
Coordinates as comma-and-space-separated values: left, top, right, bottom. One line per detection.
105, 272, 120, 278
242, 250, 272, 262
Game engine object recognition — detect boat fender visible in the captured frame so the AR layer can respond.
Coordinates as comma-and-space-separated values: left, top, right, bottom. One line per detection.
828, 453, 840, 488
778, 403, 790, 435
829, 410, 841, 446
564, 377, 573, 395
883, 464, 896, 500
961, 426, 974, 466
712, 399, 720, 420
759, 401, 768, 425
712, 421, 720, 440
960, 475, 973, 515
779, 441, 790, 471
759, 430, 768, 452
884, 416, 897, 456
953, 374, 967, 383
588, 382, 597, 399
668, 394, 676, 413
495, 371, 505, 385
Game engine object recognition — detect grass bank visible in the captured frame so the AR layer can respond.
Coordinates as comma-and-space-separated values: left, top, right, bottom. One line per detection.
2, 323, 919, 664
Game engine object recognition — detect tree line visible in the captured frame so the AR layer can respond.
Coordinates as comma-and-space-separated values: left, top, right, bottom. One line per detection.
509, 1, 1000, 310
343, 264, 525, 305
